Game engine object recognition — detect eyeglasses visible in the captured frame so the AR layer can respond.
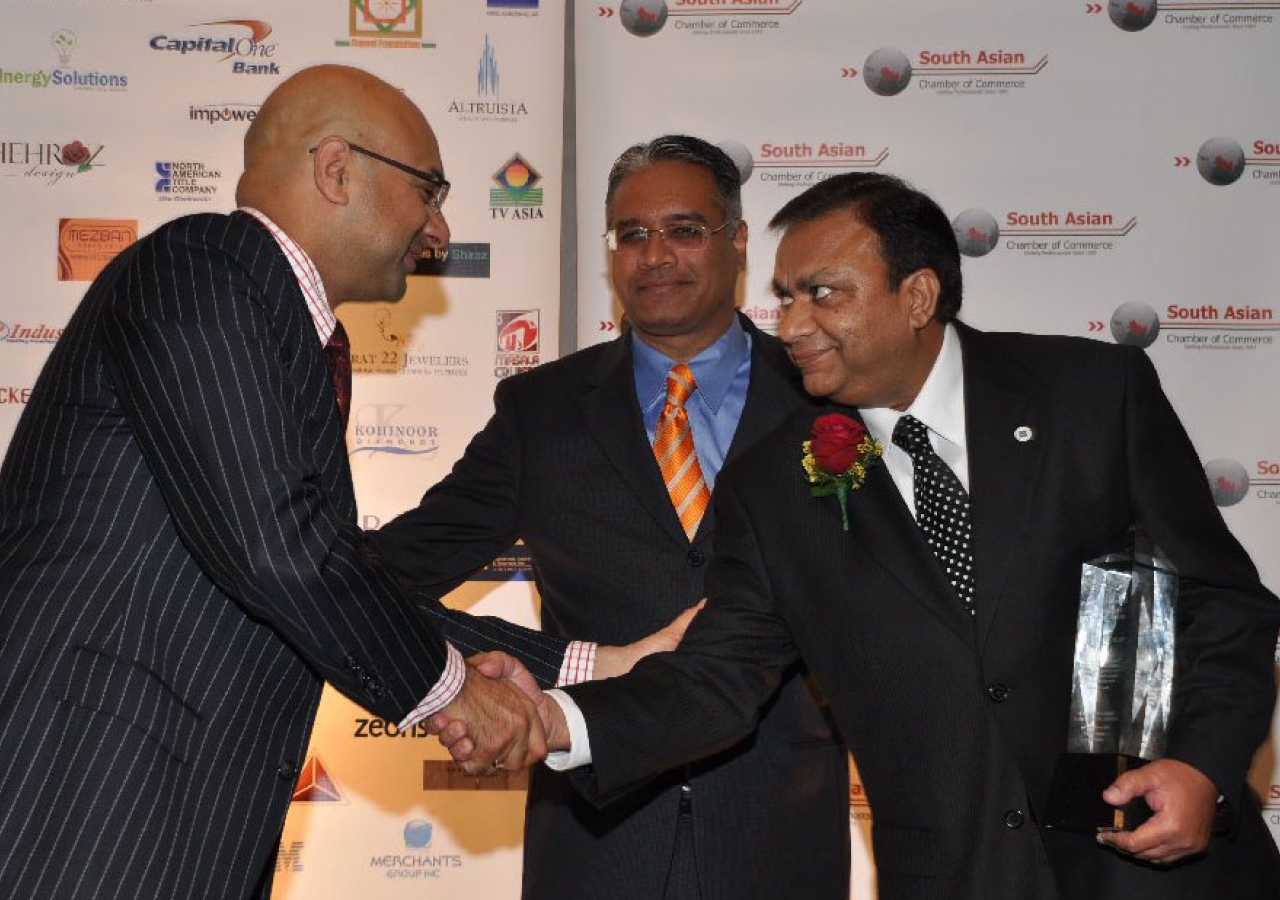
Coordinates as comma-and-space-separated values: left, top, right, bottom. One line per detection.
309, 139, 450, 211
603, 219, 737, 253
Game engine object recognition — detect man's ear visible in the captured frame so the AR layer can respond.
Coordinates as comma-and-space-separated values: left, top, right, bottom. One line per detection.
311, 136, 352, 206
903, 268, 941, 329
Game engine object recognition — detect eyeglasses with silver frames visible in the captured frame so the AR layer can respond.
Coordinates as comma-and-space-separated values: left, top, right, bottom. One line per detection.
603, 219, 737, 253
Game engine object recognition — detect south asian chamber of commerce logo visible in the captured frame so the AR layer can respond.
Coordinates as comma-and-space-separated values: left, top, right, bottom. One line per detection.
368, 820, 463, 881
447, 35, 530, 124
3, 139, 106, 186
349, 404, 440, 460
748, 138, 889, 191
1173, 137, 1280, 187
495, 309, 541, 379
862, 46, 1047, 97
337, 0, 435, 50
1205, 458, 1280, 507
154, 160, 221, 202
490, 154, 544, 219
1102, 300, 1278, 352
950, 206, 1136, 259
290, 755, 345, 803
148, 20, 282, 75
0, 29, 129, 92
57, 218, 137, 282
1090, 0, 1277, 32
611, 0, 802, 38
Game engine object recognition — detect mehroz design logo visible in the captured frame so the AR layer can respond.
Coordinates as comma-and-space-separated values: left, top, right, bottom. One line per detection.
952, 206, 1137, 258
490, 154, 544, 219
617, 0, 802, 37
1111, 301, 1280, 352
2, 140, 106, 186
58, 218, 138, 282
148, 20, 280, 74
350, 404, 440, 459
338, 0, 434, 50
290, 756, 344, 802
495, 309, 540, 378
1179, 137, 1280, 187
863, 47, 1048, 97
1204, 459, 1251, 507
752, 139, 889, 189
1095, 0, 1277, 32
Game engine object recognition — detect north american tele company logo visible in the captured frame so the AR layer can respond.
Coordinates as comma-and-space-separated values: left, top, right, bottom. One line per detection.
448, 35, 529, 123
751, 138, 889, 189
368, 820, 462, 881
862, 46, 1047, 97
495, 309, 540, 378
337, 0, 435, 50
290, 755, 345, 802
188, 102, 260, 126
3, 140, 105, 186
1174, 137, 1280, 187
613, 0, 802, 37
149, 20, 281, 75
490, 154, 544, 219
1091, 0, 1276, 32
0, 321, 62, 344
951, 206, 1136, 259
58, 218, 137, 281
154, 160, 221, 201
349, 404, 440, 460
1103, 300, 1277, 351
0, 29, 129, 92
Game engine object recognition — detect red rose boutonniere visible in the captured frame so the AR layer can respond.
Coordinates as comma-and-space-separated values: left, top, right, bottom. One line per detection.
801, 413, 883, 531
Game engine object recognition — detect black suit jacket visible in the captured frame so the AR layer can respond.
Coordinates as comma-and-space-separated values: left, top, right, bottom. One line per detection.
0, 212, 451, 900
568, 325, 1280, 900
371, 315, 851, 900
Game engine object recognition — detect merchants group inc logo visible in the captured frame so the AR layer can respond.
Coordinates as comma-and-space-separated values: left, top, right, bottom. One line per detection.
447, 35, 529, 124
350, 404, 440, 460
495, 309, 540, 378
290, 755, 345, 803
368, 820, 463, 881
1105, 300, 1280, 352
1174, 137, 1280, 187
3, 139, 105, 186
337, 0, 435, 50
612, 0, 802, 38
490, 154, 544, 219
0, 29, 129, 93
0, 320, 62, 344
1094, 0, 1277, 32
154, 160, 221, 202
862, 46, 1047, 97
951, 205, 1137, 259
58, 218, 137, 281
750, 138, 889, 190
148, 20, 281, 75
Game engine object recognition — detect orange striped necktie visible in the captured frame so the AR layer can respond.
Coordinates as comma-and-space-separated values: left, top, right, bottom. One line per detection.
653, 363, 711, 540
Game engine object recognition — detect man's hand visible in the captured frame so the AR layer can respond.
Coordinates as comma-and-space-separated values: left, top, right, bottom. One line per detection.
1095, 758, 1218, 864
594, 600, 705, 679
429, 652, 547, 776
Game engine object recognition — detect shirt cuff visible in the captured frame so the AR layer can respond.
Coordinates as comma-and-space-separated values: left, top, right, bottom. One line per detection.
544, 688, 593, 770
555, 641, 597, 687
396, 643, 465, 730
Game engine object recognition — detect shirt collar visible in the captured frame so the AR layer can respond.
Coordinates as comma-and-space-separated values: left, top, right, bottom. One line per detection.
632, 315, 748, 415
239, 207, 336, 346
861, 323, 965, 451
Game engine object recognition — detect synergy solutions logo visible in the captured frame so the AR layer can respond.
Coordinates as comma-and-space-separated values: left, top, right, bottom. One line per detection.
0, 29, 129, 92
951, 206, 1137, 259
3, 140, 106, 186
149, 20, 281, 75
862, 46, 1048, 97
337, 0, 434, 49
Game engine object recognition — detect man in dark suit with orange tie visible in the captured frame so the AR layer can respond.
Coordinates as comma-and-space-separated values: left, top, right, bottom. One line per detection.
0, 65, 542, 900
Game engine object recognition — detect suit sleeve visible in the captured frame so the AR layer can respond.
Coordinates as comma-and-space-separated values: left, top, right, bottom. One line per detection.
368, 380, 573, 687
98, 225, 450, 722
565, 471, 800, 804
1122, 348, 1280, 821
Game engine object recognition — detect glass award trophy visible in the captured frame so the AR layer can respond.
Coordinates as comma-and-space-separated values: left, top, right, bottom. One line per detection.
1042, 526, 1177, 833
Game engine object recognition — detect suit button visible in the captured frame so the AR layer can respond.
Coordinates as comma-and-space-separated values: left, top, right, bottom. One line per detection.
343, 654, 363, 674
364, 676, 384, 699
1004, 809, 1025, 829
687, 548, 706, 567
278, 760, 298, 780
987, 683, 1010, 703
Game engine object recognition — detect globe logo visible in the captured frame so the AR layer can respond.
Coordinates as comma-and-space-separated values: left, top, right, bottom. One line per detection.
1204, 459, 1249, 507
404, 819, 434, 849
1108, 0, 1158, 31
716, 140, 754, 184
619, 0, 668, 37
862, 48, 912, 97
1109, 302, 1160, 348
1196, 137, 1246, 187
951, 209, 1000, 258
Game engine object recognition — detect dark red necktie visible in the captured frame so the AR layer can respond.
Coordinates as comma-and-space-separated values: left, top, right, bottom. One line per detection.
322, 321, 352, 429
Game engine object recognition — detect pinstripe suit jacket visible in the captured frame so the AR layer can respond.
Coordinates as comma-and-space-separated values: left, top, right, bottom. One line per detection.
0, 212, 451, 900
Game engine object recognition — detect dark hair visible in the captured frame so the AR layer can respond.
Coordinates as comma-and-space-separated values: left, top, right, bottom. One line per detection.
768, 172, 962, 321
605, 134, 743, 222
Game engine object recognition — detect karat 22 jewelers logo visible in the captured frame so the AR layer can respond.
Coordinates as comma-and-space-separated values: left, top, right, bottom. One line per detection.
490, 154, 544, 220
950, 207, 1136, 259
350, 307, 470, 377
861, 47, 1048, 97
495, 309, 540, 378
58, 218, 137, 281
608, 0, 802, 38
1102, 300, 1278, 352
337, 0, 435, 49
1088, 0, 1277, 32
1173, 137, 1280, 187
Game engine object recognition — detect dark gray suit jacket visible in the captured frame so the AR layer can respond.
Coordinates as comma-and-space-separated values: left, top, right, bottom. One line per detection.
567, 325, 1280, 900
0, 212, 451, 900
371, 315, 851, 900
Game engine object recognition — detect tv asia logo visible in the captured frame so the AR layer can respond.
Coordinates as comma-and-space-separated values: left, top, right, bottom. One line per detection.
862, 46, 1047, 97
750, 138, 889, 189
950, 207, 1136, 259
0, 321, 62, 344
148, 20, 281, 75
368, 820, 463, 881
495, 309, 540, 378
1201, 458, 1280, 508
1174, 137, 1280, 187
1105, 300, 1278, 352
0, 29, 129, 92
490, 154, 544, 219
58, 218, 137, 282
336, 0, 435, 50
448, 35, 529, 124
2, 139, 105, 186
611, 0, 802, 38
349, 403, 440, 460
1092, 0, 1276, 32
154, 160, 221, 202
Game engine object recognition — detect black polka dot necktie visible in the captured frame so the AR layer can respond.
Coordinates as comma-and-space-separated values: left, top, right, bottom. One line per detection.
892, 414, 975, 614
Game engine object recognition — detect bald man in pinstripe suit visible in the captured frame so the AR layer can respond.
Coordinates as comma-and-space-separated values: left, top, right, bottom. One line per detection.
0, 65, 543, 900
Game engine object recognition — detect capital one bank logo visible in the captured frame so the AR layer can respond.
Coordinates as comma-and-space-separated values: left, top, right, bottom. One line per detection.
148, 20, 280, 75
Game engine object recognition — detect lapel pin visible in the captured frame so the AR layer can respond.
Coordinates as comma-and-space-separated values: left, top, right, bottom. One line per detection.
1014, 426, 1035, 443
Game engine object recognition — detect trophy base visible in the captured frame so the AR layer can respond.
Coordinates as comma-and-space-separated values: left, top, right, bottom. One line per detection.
1041, 753, 1154, 833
